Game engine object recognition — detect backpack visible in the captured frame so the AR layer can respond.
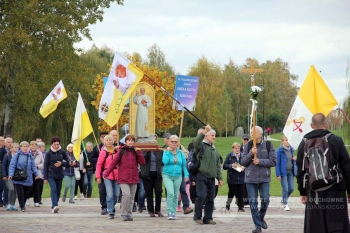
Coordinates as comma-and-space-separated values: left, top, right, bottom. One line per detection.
186, 143, 206, 176
302, 133, 342, 193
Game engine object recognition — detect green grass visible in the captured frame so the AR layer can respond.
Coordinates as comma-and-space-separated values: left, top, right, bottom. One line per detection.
41, 130, 345, 198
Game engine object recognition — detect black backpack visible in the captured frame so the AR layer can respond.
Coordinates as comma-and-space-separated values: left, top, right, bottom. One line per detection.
186, 143, 206, 176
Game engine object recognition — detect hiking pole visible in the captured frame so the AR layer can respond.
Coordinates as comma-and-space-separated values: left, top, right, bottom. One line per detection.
143, 74, 206, 126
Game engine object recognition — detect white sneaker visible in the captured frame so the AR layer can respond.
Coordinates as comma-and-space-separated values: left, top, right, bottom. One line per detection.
34, 203, 40, 207
26, 202, 30, 206
80, 193, 84, 200
74, 196, 78, 200
52, 206, 59, 213
284, 205, 290, 211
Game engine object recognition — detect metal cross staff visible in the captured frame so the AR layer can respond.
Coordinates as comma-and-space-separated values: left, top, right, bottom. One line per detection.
241, 59, 264, 159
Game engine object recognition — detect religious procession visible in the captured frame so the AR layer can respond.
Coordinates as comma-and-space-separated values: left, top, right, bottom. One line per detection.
1, 1, 350, 233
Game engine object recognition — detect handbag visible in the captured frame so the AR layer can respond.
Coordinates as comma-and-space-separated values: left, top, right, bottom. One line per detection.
74, 167, 81, 180
13, 154, 29, 181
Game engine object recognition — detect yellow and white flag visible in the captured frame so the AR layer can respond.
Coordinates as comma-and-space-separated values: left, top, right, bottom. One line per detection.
99, 52, 144, 126
71, 93, 93, 160
283, 65, 338, 149
39, 80, 67, 118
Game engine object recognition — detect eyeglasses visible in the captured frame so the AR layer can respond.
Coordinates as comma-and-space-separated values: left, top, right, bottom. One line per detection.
170, 141, 178, 143
243, 139, 249, 141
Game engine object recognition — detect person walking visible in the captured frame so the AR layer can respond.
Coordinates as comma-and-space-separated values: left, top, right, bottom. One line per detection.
276, 135, 296, 211
241, 126, 276, 233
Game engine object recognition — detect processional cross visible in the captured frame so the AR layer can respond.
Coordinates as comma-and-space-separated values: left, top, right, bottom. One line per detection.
241, 59, 263, 159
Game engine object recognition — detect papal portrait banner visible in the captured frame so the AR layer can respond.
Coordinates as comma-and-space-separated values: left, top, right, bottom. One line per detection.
283, 65, 338, 149
99, 52, 144, 126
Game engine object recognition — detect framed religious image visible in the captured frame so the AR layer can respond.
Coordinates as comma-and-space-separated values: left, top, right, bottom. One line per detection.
129, 82, 155, 140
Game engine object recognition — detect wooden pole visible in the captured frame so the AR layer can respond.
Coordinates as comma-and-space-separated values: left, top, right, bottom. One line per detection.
92, 131, 100, 152
252, 109, 257, 159
178, 110, 185, 148
116, 123, 119, 146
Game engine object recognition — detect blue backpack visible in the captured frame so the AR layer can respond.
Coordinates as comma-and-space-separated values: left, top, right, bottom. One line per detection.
187, 143, 206, 176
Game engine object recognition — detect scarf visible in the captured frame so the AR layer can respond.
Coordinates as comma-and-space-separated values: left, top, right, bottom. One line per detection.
50, 145, 62, 153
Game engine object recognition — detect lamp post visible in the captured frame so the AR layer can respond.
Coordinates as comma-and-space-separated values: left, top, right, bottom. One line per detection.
247, 103, 250, 133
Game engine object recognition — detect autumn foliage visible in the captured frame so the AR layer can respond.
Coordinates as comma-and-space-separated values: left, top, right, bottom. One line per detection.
91, 56, 181, 133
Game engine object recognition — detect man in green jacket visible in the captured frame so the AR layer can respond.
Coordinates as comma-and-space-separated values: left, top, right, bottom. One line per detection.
193, 124, 223, 225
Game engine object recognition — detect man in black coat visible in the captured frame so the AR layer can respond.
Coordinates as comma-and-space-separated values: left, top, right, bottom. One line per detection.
296, 113, 350, 233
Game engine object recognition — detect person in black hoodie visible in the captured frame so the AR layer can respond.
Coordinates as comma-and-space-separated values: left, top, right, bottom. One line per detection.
90, 131, 108, 215
296, 113, 350, 233
43, 136, 69, 214
141, 150, 164, 217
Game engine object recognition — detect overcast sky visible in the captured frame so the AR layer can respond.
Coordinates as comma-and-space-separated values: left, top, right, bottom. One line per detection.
77, 0, 350, 107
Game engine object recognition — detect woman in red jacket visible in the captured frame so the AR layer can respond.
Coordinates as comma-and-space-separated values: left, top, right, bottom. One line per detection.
103, 135, 145, 221
96, 135, 119, 219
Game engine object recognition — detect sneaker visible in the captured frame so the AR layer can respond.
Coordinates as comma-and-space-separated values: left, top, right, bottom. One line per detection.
34, 203, 40, 207
21, 208, 26, 212
194, 219, 204, 225
12, 206, 18, 211
132, 203, 137, 212
252, 226, 262, 233
167, 212, 173, 220
184, 207, 193, 214
69, 200, 75, 204
62, 196, 66, 202
120, 215, 128, 221
176, 205, 181, 212
52, 206, 59, 213
26, 202, 30, 206
284, 205, 290, 211
172, 213, 177, 220
108, 214, 114, 219
101, 208, 107, 215
204, 220, 216, 225
80, 193, 84, 200
226, 205, 230, 210
238, 209, 245, 212
6, 205, 12, 211
127, 215, 133, 221
261, 220, 268, 229
74, 196, 78, 200
138, 206, 143, 213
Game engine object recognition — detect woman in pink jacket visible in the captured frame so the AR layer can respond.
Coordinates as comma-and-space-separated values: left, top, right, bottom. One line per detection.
96, 135, 119, 219
103, 134, 145, 221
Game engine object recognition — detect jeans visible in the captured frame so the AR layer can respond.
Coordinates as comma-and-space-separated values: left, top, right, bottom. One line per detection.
163, 174, 182, 214
104, 178, 120, 215
119, 183, 137, 217
193, 173, 215, 223
143, 171, 163, 213
5, 179, 16, 206
246, 182, 270, 227
98, 178, 107, 209
136, 178, 145, 208
63, 175, 76, 201
84, 170, 94, 196
281, 171, 294, 205
178, 177, 190, 210
0, 179, 9, 205
47, 178, 63, 209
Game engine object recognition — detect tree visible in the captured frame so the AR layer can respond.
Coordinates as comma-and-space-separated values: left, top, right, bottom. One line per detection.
146, 44, 176, 76
0, 0, 124, 143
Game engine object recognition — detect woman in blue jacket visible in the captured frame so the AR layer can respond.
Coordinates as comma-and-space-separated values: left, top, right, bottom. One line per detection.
162, 135, 189, 220
8, 141, 39, 212
275, 135, 297, 211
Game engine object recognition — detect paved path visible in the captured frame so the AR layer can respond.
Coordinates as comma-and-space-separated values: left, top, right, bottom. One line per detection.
0, 196, 308, 233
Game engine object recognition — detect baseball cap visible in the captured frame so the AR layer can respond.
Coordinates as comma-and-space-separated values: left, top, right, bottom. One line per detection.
163, 133, 171, 139
242, 134, 250, 140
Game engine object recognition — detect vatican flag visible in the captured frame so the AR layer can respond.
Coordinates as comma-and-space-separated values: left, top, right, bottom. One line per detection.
39, 80, 67, 118
283, 65, 338, 149
99, 52, 144, 126
71, 93, 93, 160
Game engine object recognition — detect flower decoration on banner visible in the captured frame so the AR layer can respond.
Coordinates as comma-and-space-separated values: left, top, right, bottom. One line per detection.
250, 86, 262, 100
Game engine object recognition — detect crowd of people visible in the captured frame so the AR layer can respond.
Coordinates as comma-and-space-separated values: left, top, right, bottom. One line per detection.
0, 113, 349, 233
